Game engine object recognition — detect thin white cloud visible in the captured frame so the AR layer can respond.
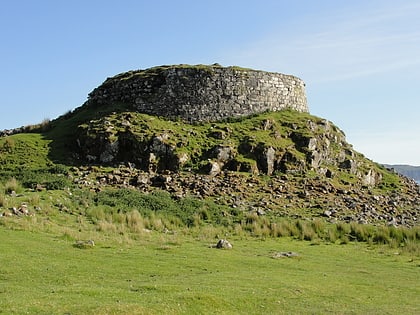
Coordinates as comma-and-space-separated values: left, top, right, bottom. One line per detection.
223, 2, 420, 165
228, 2, 420, 83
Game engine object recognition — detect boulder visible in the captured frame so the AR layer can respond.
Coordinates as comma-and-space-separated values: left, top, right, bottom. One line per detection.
204, 160, 222, 176
215, 239, 232, 249
272, 251, 299, 259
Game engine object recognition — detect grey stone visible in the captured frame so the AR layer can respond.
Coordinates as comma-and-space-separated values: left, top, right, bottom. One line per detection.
272, 251, 299, 258
87, 64, 308, 123
215, 239, 233, 249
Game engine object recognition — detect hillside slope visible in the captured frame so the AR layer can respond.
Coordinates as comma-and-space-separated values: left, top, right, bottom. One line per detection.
1, 64, 419, 227
1, 102, 419, 227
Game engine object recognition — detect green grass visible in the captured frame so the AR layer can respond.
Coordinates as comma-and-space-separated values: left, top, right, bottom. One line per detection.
1, 105, 419, 313
0, 181, 418, 314
1, 181, 418, 250
0, 227, 419, 314
0, 133, 53, 171
1, 65, 419, 313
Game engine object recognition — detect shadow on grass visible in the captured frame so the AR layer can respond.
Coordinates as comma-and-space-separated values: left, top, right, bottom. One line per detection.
43, 101, 132, 165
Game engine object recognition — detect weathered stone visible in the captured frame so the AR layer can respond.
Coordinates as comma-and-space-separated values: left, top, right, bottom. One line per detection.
362, 169, 382, 187
87, 64, 308, 123
74, 240, 95, 249
99, 140, 119, 163
272, 251, 299, 259
176, 152, 189, 167
209, 130, 226, 139
340, 159, 358, 173
211, 145, 235, 163
205, 161, 222, 176
262, 119, 274, 131
150, 134, 171, 156
323, 210, 332, 217
215, 239, 233, 249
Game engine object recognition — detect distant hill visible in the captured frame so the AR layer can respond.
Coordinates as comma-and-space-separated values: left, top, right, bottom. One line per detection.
384, 165, 420, 182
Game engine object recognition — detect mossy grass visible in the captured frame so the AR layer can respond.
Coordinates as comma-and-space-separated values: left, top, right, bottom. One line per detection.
1, 103, 405, 197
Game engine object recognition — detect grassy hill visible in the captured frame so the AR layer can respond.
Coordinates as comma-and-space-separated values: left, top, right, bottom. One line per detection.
1, 105, 419, 236
1, 105, 419, 226
1, 98, 419, 313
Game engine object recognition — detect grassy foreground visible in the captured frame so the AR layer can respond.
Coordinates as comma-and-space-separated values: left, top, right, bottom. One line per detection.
0, 227, 419, 314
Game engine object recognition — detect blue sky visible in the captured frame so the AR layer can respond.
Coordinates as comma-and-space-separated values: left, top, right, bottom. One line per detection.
1, 0, 419, 165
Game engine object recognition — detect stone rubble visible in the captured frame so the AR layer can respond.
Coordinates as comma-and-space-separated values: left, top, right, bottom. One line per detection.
67, 165, 420, 228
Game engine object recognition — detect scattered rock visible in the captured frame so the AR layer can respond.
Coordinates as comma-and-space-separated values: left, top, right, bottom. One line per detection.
323, 210, 332, 218
3, 204, 33, 217
272, 251, 299, 259
67, 165, 420, 228
205, 160, 222, 176
215, 239, 232, 249
1, 210, 13, 217
209, 130, 226, 139
74, 240, 95, 249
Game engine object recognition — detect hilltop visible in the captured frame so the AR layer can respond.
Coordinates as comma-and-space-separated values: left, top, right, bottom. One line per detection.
0, 64, 419, 229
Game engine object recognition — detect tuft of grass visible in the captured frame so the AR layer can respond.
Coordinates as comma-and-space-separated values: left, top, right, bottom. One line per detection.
126, 210, 145, 232
3, 178, 22, 194
349, 222, 374, 242
97, 220, 118, 234
0, 179, 418, 254
372, 226, 391, 244
0, 192, 6, 208
402, 238, 420, 255
2, 136, 15, 152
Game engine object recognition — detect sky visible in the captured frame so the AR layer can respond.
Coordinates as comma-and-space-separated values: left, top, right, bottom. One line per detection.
1, 0, 419, 165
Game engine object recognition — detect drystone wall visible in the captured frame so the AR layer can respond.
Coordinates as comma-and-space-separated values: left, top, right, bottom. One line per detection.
88, 64, 308, 123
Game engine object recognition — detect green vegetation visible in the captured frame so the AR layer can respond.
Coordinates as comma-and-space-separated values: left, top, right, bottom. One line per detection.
0, 133, 52, 170
1, 179, 419, 253
111, 64, 223, 82
0, 134, 419, 314
1, 104, 404, 193
0, 173, 419, 315
1, 104, 419, 313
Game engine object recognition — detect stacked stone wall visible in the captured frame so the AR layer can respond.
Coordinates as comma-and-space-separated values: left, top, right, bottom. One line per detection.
88, 65, 308, 122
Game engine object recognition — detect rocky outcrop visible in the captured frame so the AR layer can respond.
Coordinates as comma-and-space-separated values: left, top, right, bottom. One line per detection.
75, 111, 384, 187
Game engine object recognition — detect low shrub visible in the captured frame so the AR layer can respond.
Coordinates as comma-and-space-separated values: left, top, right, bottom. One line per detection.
300, 221, 317, 241
402, 238, 420, 255
9, 167, 72, 190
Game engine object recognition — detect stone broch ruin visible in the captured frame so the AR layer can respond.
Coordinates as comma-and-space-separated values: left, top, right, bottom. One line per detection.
88, 64, 308, 122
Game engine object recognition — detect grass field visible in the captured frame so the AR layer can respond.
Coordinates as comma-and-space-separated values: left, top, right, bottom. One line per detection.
1, 226, 419, 314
